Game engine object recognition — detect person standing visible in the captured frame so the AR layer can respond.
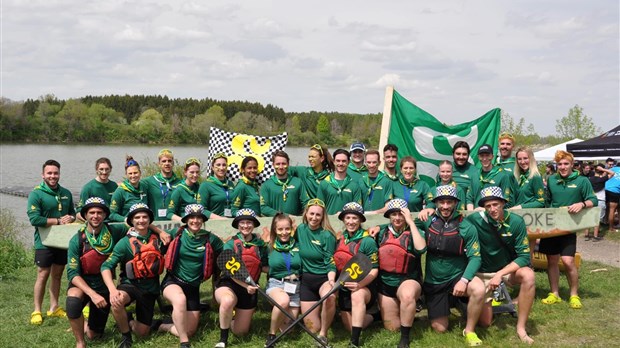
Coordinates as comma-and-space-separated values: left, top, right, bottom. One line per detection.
230, 156, 261, 216
451, 141, 479, 204
143, 148, 182, 221
419, 160, 468, 221
382, 144, 399, 181
495, 132, 516, 173
347, 142, 368, 182
167, 158, 202, 222
318, 149, 362, 215
359, 149, 393, 214
604, 161, 620, 232
389, 156, 433, 213
510, 147, 545, 210
76, 157, 118, 221
27, 159, 76, 325
260, 151, 307, 216
289, 144, 334, 201
109, 156, 148, 222
198, 153, 234, 219
585, 164, 613, 240
469, 144, 519, 209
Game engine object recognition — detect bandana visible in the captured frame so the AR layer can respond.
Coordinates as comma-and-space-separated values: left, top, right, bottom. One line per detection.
81, 224, 114, 255
240, 176, 259, 193
271, 175, 292, 202
34, 181, 62, 211
273, 239, 295, 252
326, 173, 351, 193
235, 232, 266, 248
398, 175, 418, 188
154, 171, 179, 202
119, 179, 143, 195
555, 170, 580, 186
343, 228, 368, 244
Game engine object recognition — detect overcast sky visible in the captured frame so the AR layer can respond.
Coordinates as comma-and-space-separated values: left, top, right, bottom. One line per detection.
2, 0, 618, 135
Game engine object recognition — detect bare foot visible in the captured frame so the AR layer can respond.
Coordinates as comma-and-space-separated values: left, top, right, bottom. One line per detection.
518, 331, 534, 345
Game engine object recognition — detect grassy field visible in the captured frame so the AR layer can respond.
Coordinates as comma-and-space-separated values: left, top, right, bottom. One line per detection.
1, 258, 619, 348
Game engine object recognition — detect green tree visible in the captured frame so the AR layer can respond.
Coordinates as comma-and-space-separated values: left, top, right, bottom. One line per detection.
555, 105, 600, 141
132, 108, 169, 143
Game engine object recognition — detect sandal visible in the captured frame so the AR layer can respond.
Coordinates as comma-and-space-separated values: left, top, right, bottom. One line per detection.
569, 295, 583, 309
46, 307, 67, 318
30, 311, 43, 325
463, 330, 482, 346
541, 292, 562, 305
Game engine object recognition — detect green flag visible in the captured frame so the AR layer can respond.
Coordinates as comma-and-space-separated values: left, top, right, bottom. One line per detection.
388, 90, 501, 185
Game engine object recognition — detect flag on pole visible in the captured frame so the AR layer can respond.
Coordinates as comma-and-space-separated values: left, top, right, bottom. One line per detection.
386, 89, 501, 185
208, 127, 288, 184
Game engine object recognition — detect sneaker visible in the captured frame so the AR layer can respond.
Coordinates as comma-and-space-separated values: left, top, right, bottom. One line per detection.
82, 305, 90, 319
30, 311, 43, 325
180, 342, 191, 348
215, 342, 226, 348
347, 343, 360, 348
584, 235, 591, 241
541, 292, 562, 305
264, 334, 276, 347
593, 236, 603, 242
118, 335, 133, 348
314, 335, 331, 348
569, 295, 583, 309
46, 307, 67, 318
463, 330, 482, 346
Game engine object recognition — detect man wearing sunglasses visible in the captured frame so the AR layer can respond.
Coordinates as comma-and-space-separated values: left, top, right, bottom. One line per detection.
143, 149, 183, 220
495, 132, 516, 173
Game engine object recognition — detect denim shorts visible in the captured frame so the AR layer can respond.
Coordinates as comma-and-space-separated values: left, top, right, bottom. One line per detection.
266, 278, 301, 308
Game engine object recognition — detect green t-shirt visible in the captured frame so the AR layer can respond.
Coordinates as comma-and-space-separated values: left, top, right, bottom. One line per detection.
77, 179, 118, 214
198, 176, 234, 218
495, 156, 516, 173
260, 175, 307, 216
289, 166, 330, 201
109, 181, 149, 222
268, 240, 302, 279
295, 223, 337, 274
546, 171, 598, 207
347, 163, 367, 183
468, 167, 519, 208
317, 174, 362, 215
452, 162, 479, 205
390, 177, 433, 212
142, 173, 183, 220
359, 172, 393, 211
166, 182, 200, 219
515, 172, 546, 208
27, 182, 76, 250
230, 178, 261, 216
166, 227, 224, 287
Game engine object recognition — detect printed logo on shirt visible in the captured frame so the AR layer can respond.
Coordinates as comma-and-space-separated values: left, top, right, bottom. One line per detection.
568, 184, 577, 188
343, 188, 352, 193
287, 185, 296, 189
311, 240, 321, 245
61, 195, 70, 200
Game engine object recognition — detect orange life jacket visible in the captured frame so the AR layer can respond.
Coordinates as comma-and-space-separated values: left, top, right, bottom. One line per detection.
378, 229, 416, 274
233, 237, 262, 282
333, 238, 362, 272
164, 229, 214, 281
79, 231, 110, 275
125, 233, 164, 280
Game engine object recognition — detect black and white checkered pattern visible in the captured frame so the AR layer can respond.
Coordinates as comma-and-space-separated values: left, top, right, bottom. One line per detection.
207, 127, 288, 185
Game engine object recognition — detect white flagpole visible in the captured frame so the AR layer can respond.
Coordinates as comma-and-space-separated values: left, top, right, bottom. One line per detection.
378, 86, 394, 170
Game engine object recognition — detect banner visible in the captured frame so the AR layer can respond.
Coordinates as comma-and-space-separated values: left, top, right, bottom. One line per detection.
388, 90, 501, 185
208, 127, 288, 184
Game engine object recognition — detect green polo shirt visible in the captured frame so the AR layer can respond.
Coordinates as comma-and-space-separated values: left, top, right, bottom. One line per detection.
142, 173, 183, 220
260, 175, 306, 216
289, 166, 330, 201
317, 174, 362, 215
359, 172, 393, 211
166, 182, 200, 219
198, 176, 234, 218
109, 182, 149, 222
390, 177, 433, 212
27, 182, 76, 250
230, 178, 261, 216
77, 179, 118, 214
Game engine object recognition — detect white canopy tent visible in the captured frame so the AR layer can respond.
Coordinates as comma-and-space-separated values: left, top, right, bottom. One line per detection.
534, 139, 583, 161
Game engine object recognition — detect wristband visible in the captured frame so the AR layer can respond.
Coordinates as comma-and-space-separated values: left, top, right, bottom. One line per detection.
582, 202, 586, 208
57, 218, 61, 225
460, 277, 469, 285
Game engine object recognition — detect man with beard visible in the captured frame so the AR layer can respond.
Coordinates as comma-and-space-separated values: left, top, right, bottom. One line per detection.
143, 149, 182, 221
318, 149, 362, 215
469, 144, 519, 209
28, 159, 76, 325
383, 144, 399, 182
495, 132, 516, 173
451, 141, 478, 210
359, 149, 393, 214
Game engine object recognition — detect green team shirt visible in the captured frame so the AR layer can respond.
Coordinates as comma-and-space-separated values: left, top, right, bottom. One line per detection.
347, 163, 367, 182
77, 179, 118, 213
317, 174, 362, 215
469, 167, 519, 208
66, 224, 129, 293
452, 162, 479, 204
546, 171, 598, 207
27, 182, 76, 250
166, 182, 200, 219
418, 212, 481, 284
376, 225, 425, 287
289, 166, 330, 200
142, 173, 183, 220
101, 230, 162, 295
109, 182, 149, 222
465, 210, 530, 272
426, 181, 467, 211
268, 241, 302, 279
166, 227, 224, 287
495, 156, 516, 173
359, 172, 393, 211
198, 176, 234, 218
295, 223, 337, 274
260, 175, 307, 216
230, 178, 261, 216
390, 177, 433, 212
515, 172, 546, 208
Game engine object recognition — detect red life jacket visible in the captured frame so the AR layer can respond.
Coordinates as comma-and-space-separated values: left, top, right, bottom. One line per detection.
426, 215, 465, 257
333, 237, 362, 272
125, 233, 164, 280
79, 231, 110, 275
378, 228, 416, 274
233, 237, 262, 282
164, 229, 214, 281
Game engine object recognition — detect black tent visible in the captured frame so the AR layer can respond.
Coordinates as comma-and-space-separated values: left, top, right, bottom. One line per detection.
566, 125, 620, 158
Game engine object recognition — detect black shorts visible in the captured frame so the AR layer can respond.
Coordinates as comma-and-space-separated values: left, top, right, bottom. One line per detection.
82, 293, 111, 334
162, 274, 201, 311
538, 233, 577, 256
606, 190, 620, 204
423, 277, 468, 320
35, 247, 67, 268
338, 280, 378, 312
378, 278, 421, 299
300, 273, 329, 302
217, 278, 258, 310
117, 283, 158, 326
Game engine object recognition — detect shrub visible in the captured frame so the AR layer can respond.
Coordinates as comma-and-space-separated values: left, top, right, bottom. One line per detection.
0, 209, 31, 278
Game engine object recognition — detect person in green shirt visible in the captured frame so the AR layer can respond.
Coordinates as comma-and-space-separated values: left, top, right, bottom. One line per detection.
66, 197, 128, 347
451, 141, 479, 202
359, 149, 393, 214
27, 159, 76, 326
318, 149, 362, 215
297, 198, 337, 347
510, 147, 545, 210
231, 156, 261, 216
260, 150, 307, 216
495, 132, 516, 173
468, 144, 519, 209
376, 199, 426, 348
417, 188, 484, 347
466, 187, 536, 345
199, 153, 234, 219
382, 144, 400, 181
289, 144, 334, 201
214, 209, 268, 348
101, 203, 164, 348
167, 157, 202, 221
540, 150, 597, 311
390, 156, 433, 213
347, 142, 368, 182
109, 156, 149, 222
143, 148, 182, 220
264, 213, 302, 347
335, 202, 379, 348
76, 157, 118, 221
419, 160, 468, 222
156, 204, 223, 348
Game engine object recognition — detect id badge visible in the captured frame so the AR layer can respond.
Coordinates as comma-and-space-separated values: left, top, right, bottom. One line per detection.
224, 208, 232, 218
283, 281, 297, 294
158, 209, 167, 218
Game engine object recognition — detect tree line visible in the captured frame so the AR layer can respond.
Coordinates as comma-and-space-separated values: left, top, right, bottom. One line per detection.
0, 94, 599, 147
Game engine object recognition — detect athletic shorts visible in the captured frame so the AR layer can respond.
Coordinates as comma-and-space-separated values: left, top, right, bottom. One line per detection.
423, 277, 468, 320
378, 278, 420, 299
338, 280, 377, 312
82, 294, 111, 334
117, 283, 158, 326
216, 277, 258, 310
605, 190, 620, 204
266, 278, 301, 308
300, 273, 329, 302
538, 233, 577, 257
35, 247, 67, 268
161, 274, 201, 311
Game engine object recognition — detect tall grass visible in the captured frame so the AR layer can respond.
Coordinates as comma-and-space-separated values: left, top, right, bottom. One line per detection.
0, 209, 31, 278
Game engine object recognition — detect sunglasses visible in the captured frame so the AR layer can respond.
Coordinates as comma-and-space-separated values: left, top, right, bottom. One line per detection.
306, 198, 326, 208
212, 152, 228, 161
499, 132, 515, 141
185, 157, 202, 167
158, 149, 174, 158
310, 144, 324, 155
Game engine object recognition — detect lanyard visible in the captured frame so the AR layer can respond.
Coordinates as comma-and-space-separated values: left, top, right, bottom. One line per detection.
403, 185, 411, 203
282, 252, 291, 273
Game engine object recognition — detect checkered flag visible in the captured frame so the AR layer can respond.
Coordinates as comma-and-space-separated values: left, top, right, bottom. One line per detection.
208, 127, 288, 185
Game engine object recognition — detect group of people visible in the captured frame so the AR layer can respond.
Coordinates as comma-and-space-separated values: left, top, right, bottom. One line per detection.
26, 134, 613, 347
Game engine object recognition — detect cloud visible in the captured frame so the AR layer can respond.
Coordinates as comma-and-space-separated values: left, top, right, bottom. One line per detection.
220, 40, 287, 61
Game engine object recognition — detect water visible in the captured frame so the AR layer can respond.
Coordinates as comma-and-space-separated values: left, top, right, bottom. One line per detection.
0, 143, 311, 245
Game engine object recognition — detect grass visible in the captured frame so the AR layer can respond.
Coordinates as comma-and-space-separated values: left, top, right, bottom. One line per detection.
1, 258, 619, 348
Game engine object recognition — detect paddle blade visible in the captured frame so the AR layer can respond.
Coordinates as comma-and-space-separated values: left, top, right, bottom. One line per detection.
337, 252, 373, 285
216, 249, 251, 282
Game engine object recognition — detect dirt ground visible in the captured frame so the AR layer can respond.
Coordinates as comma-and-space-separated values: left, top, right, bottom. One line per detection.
576, 232, 620, 268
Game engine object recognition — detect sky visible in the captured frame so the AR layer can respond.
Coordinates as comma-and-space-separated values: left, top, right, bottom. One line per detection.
2, 0, 618, 136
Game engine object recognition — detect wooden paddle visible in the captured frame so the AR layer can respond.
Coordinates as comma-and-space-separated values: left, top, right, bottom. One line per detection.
266, 252, 373, 347
216, 250, 327, 347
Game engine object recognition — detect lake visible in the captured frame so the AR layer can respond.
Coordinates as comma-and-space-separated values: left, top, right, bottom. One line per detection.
0, 143, 312, 245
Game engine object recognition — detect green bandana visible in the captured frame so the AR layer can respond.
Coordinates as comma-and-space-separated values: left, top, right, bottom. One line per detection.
208, 175, 230, 189
236, 232, 266, 247
81, 224, 114, 255
273, 239, 295, 252
308, 167, 330, 184
398, 175, 418, 188
480, 166, 502, 184
120, 179, 143, 195
519, 170, 530, 187
343, 228, 368, 244
326, 173, 351, 193
34, 181, 62, 211
177, 182, 199, 201
556, 170, 580, 186
241, 176, 259, 193
271, 175, 291, 202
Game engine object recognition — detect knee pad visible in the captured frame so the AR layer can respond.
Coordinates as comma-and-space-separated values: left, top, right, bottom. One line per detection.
66, 296, 84, 319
